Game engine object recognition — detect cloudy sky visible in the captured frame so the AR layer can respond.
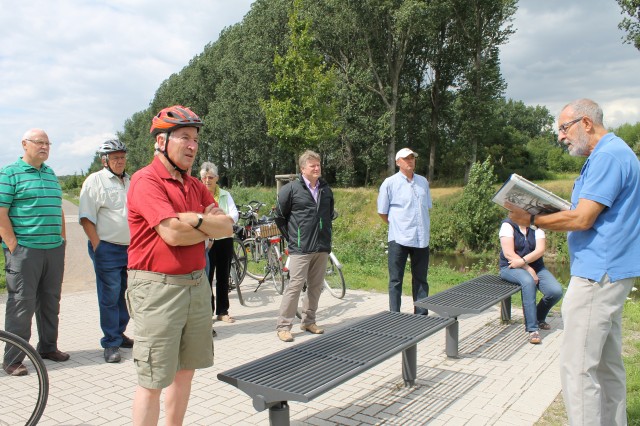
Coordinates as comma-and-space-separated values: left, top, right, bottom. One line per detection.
1, 0, 639, 176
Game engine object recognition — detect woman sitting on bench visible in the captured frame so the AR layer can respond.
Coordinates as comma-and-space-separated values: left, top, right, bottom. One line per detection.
498, 217, 563, 344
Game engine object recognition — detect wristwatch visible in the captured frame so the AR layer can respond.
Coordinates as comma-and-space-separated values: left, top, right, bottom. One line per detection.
193, 213, 204, 230
529, 214, 538, 230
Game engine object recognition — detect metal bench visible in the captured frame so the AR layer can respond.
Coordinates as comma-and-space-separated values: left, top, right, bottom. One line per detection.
414, 274, 521, 358
217, 311, 454, 425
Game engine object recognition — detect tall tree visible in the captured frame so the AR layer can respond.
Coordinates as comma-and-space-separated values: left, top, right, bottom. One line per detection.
261, 0, 341, 158
452, 0, 516, 182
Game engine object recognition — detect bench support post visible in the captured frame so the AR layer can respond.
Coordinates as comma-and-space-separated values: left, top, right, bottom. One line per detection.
402, 345, 417, 386
268, 401, 290, 426
501, 296, 512, 323
445, 320, 459, 358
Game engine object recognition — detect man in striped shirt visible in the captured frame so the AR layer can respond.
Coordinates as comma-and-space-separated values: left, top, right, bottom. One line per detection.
0, 128, 69, 377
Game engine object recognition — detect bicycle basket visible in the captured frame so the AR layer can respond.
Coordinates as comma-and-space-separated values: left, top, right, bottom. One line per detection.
257, 222, 280, 238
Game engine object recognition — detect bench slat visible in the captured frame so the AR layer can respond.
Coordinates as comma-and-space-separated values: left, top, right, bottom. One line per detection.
414, 275, 520, 318
217, 311, 454, 409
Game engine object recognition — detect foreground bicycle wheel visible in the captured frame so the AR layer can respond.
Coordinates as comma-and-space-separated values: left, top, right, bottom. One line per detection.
0, 330, 49, 426
323, 254, 346, 299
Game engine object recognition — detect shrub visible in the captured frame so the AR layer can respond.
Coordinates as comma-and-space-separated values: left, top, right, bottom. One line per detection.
454, 158, 503, 252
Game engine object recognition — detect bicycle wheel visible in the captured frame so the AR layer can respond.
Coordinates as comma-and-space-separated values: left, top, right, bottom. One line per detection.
267, 244, 285, 295
230, 250, 244, 306
243, 238, 268, 281
232, 237, 247, 285
323, 254, 346, 299
0, 330, 49, 426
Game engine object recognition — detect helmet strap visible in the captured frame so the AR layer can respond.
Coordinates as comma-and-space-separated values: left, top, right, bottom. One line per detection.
103, 154, 126, 179
158, 133, 188, 175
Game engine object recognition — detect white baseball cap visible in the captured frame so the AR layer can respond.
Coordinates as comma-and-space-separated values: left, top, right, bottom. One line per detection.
395, 148, 418, 161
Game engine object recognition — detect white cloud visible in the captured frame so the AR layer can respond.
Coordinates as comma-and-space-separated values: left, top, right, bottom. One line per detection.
0, 0, 254, 175
501, 0, 640, 127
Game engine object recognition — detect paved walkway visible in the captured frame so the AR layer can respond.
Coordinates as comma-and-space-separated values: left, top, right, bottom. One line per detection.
0, 201, 563, 425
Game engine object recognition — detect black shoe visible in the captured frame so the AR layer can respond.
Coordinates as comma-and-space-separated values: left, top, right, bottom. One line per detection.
212, 328, 217, 338
121, 334, 134, 348
40, 350, 70, 362
104, 347, 121, 363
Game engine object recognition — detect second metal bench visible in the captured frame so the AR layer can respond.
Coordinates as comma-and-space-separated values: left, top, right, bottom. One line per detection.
414, 274, 521, 358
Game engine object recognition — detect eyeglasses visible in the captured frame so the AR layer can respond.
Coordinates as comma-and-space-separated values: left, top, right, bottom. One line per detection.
558, 117, 583, 134
25, 139, 52, 147
109, 155, 127, 161
202, 175, 217, 180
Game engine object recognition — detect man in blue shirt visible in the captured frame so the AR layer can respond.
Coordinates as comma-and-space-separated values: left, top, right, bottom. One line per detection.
377, 148, 432, 315
509, 99, 640, 425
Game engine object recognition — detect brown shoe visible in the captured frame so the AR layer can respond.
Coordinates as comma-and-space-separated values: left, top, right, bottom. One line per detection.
40, 349, 70, 362
121, 334, 134, 348
301, 323, 324, 334
3, 362, 28, 376
277, 330, 294, 342
216, 315, 236, 323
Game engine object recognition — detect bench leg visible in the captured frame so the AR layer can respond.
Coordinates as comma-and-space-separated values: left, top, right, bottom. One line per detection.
268, 401, 290, 426
445, 320, 459, 358
501, 296, 512, 323
402, 344, 417, 386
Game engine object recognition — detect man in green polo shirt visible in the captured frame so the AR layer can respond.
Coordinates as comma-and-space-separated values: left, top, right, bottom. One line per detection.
0, 128, 69, 377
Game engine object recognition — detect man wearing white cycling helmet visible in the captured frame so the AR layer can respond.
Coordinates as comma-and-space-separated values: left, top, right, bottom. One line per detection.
79, 139, 132, 364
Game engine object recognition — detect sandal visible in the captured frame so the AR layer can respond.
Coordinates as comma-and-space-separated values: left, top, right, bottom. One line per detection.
529, 331, 541, 344
538, 321, 551, 330
217, 314, 236, 323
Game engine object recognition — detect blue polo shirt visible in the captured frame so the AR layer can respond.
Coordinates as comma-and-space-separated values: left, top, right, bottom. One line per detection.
377, 171, 432, 248
568, 133, 640, 282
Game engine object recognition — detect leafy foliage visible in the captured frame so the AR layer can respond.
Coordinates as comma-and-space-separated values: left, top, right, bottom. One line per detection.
112, 0, 605, 188
616, 0, 640, 50
261, 0, 341, 156
453, 158, 503, 251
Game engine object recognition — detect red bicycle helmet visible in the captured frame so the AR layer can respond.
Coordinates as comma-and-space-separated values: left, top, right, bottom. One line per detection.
150, 105, 203, 136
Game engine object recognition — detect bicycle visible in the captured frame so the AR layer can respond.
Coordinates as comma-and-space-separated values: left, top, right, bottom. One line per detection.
236, 201, 285, 295
0, 330, 49, 425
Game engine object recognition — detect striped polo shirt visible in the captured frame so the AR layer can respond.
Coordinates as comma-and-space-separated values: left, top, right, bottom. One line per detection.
0, 158, 64, 249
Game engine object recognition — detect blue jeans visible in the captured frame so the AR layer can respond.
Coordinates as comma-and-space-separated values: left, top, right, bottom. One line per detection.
500, 266, 563, 332
388, 241, 429, 315
88, 241, 130, 348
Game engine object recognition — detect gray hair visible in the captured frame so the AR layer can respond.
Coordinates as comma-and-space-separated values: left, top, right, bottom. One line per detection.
200, 161, 218, 178
561, 98, 604, 127
298, 150, 321, 169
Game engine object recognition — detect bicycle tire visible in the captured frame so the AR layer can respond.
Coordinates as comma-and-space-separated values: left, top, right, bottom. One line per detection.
232, 237, 247, 285
0, 330, 49, 426
323, 254, 346, 299
268, 245, 285, 295
230, 250, 244, 306
243, 238, 268, 281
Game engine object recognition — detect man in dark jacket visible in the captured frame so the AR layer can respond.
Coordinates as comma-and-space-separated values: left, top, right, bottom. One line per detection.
274, 150, 334, 342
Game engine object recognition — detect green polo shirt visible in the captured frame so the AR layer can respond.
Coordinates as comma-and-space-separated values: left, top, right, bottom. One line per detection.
0, 158, 64, 249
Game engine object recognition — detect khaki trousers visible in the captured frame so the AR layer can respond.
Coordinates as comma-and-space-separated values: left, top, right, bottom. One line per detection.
560, 274, 633, 425
276, 252, 329, 331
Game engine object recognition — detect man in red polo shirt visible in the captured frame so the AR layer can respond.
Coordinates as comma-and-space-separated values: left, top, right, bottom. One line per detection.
126, 105, 233, 426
